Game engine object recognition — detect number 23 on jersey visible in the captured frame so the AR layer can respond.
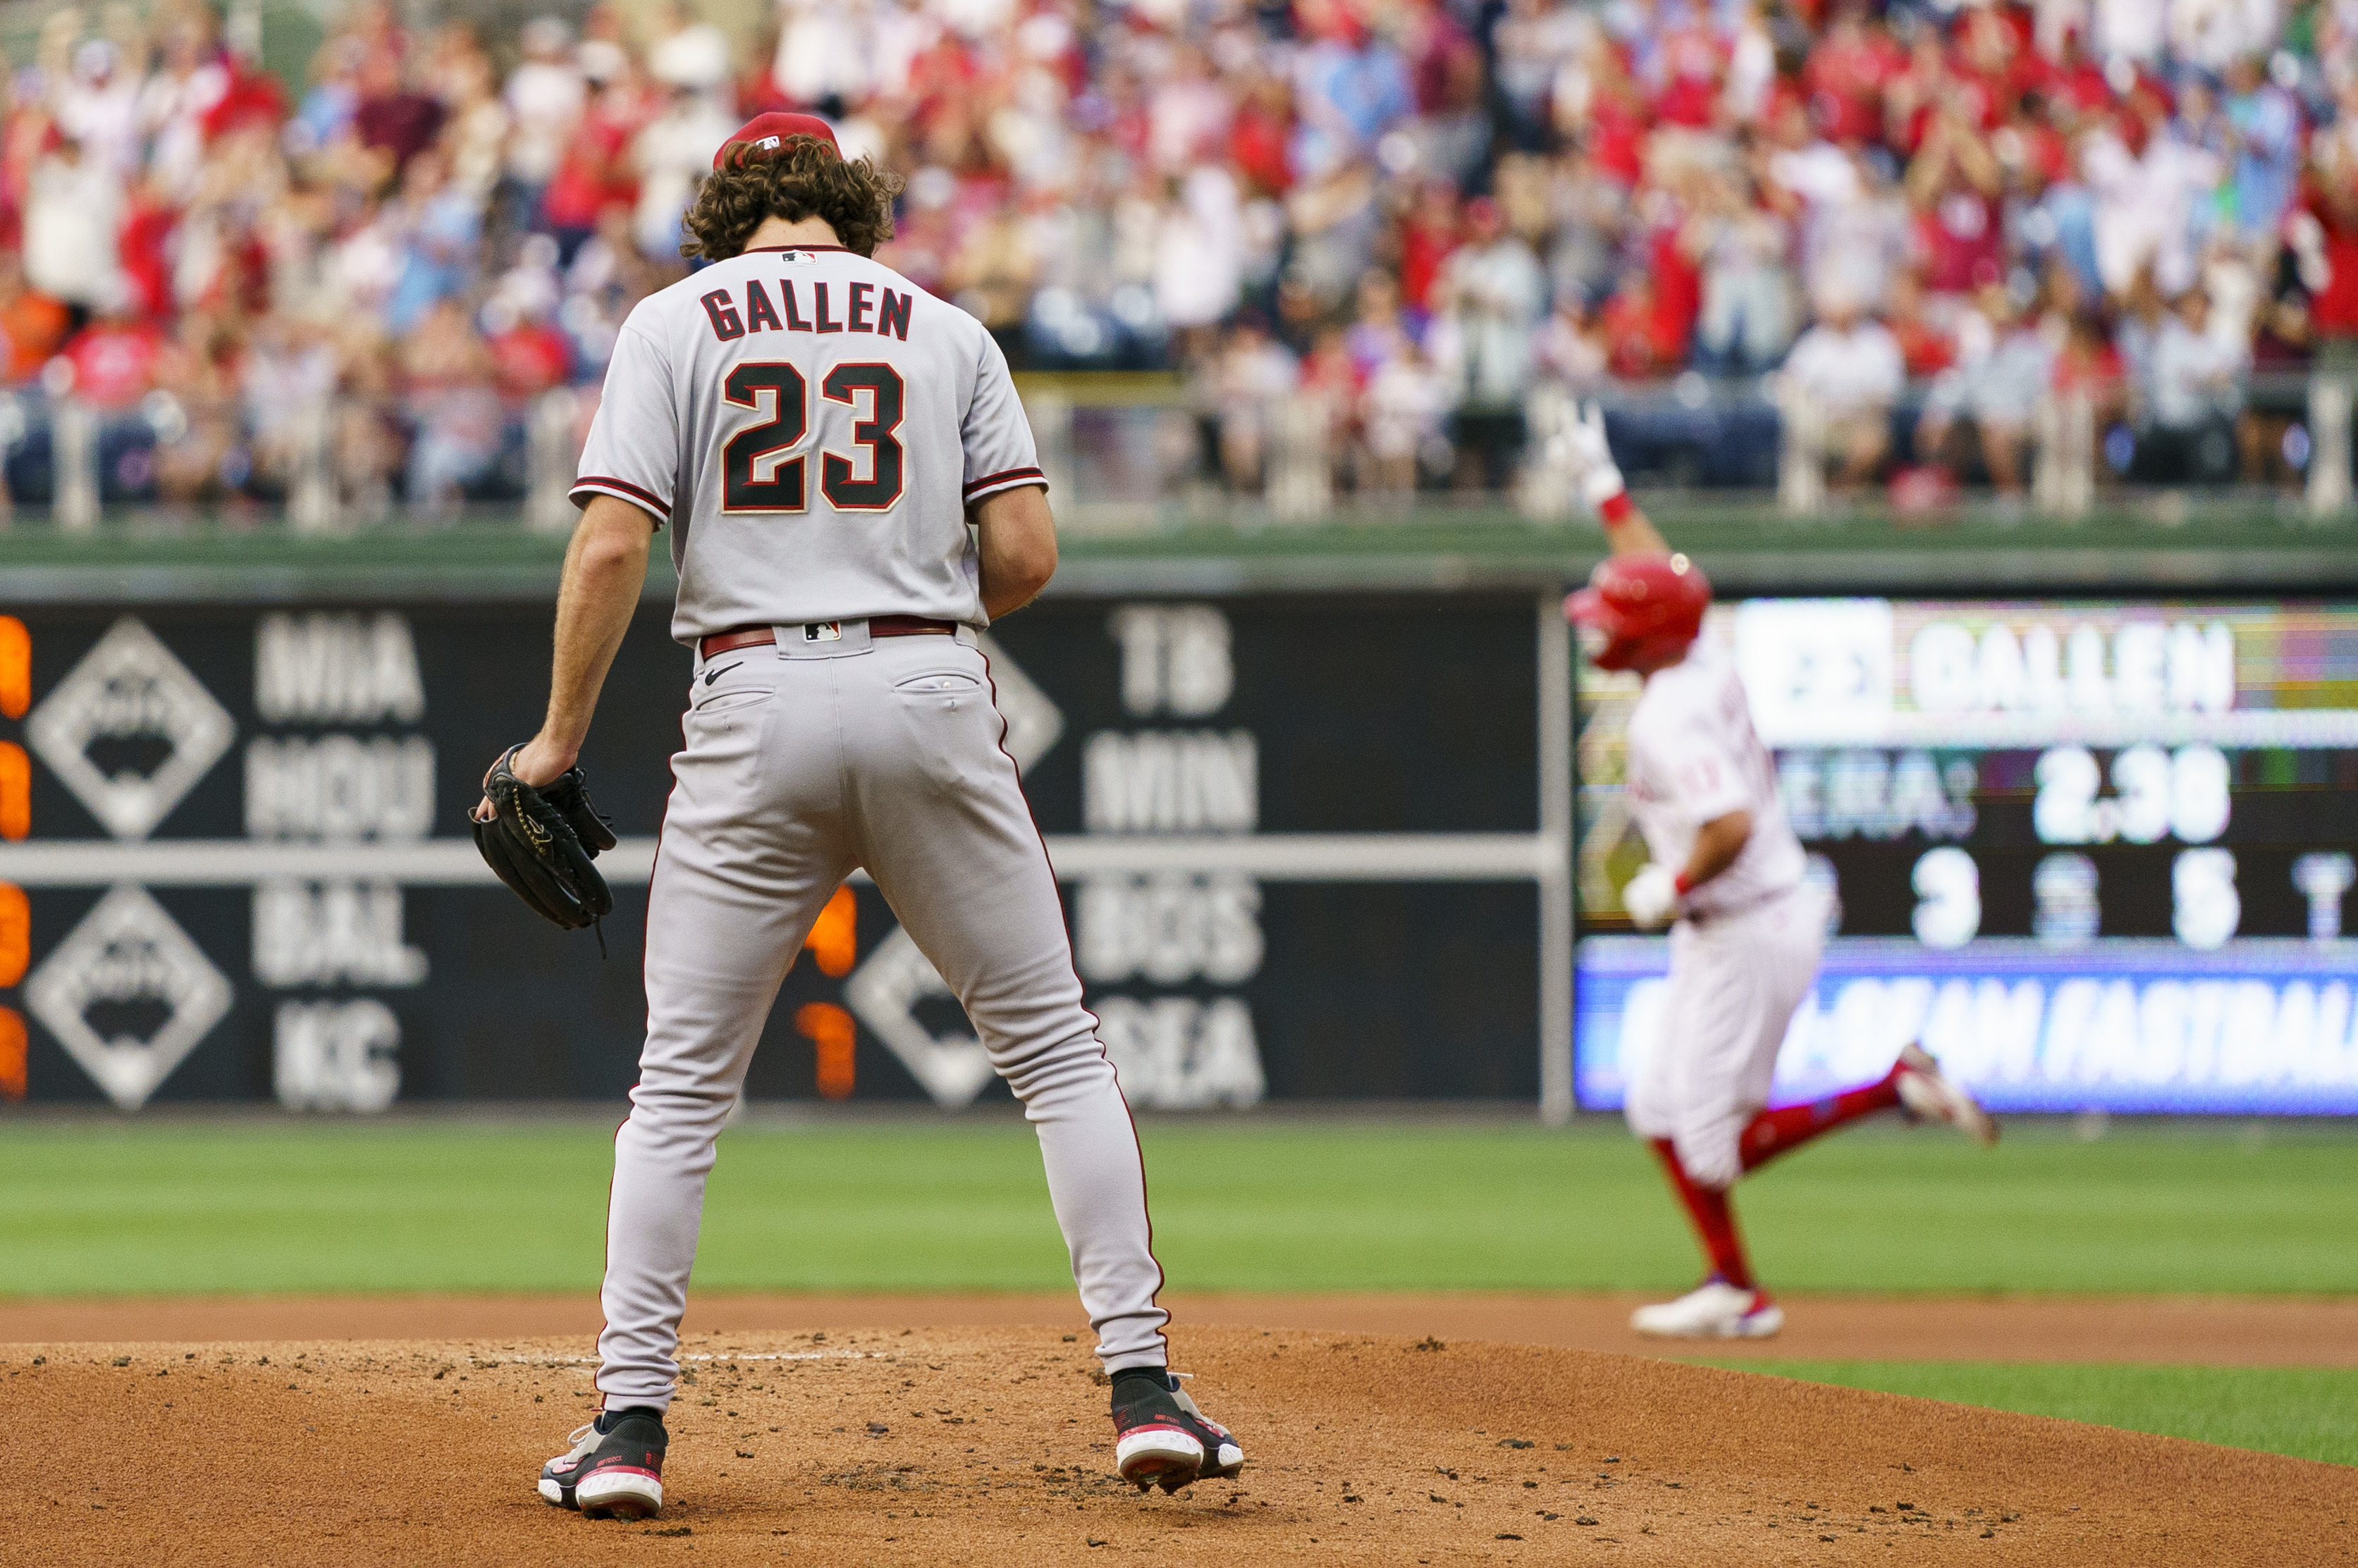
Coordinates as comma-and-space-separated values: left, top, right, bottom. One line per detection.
721, 361, 907, 514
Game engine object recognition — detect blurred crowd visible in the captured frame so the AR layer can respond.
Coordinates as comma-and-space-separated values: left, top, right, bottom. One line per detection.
6, 0, 2358, 513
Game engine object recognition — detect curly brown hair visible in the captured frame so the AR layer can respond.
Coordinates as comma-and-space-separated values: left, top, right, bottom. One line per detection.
681, 137, 905, 261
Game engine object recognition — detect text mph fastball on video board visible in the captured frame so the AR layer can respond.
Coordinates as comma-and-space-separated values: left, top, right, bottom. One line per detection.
1576, 599, 2358, 1115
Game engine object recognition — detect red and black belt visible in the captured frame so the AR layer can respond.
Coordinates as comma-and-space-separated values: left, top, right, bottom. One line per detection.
698, 617, 957, 659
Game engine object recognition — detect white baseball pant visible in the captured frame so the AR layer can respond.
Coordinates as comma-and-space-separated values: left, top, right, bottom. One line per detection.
596, 622, 1169, 1412
1624, 881, 1829, 1190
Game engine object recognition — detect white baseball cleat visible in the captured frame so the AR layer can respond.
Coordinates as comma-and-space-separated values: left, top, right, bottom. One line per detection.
1893, 1043, 1999, 1147
1629, 1278, 1785, 1340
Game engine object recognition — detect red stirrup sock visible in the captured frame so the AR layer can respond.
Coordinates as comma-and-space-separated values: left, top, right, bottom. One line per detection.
1738, 1065, 1905, 1173
1649, 1138, 1753, 1291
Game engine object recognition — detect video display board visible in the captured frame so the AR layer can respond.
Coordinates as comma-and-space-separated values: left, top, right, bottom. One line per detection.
0, 595, 1556, 1111
1575, 599, 2358, 1114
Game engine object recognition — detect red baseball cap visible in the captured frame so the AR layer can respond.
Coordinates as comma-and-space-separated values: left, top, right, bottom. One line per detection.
713, 111, 840, 171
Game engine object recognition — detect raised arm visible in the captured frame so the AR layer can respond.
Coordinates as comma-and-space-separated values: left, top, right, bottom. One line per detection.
1559, 401, 1669, 555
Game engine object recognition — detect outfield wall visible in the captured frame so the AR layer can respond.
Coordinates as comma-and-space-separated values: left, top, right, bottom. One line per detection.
0, 593, 1568, 1113
2, 520, 2355, 1117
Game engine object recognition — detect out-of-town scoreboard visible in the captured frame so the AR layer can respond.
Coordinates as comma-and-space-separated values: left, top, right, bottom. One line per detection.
0, 595, 1573, 1114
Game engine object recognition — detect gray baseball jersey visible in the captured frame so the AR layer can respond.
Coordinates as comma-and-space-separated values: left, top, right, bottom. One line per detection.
571, 240, 1173, 1421
570, 243, 1045, 641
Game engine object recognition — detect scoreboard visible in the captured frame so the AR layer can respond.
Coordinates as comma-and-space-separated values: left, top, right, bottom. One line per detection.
0, 594, 1567, 1113
1576, 598, 2358, 1115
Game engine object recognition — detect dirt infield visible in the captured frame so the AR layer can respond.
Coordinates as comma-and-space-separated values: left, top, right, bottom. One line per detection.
6, 1290, 2356, 1365
4, 1326, 2352, 1567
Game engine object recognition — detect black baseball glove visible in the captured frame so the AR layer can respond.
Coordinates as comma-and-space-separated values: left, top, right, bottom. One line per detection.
472, 746, 618, 935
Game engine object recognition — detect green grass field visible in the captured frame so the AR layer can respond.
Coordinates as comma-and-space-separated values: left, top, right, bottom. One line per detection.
1712, 1362, 2358, 1468
6, 1115, 2351, 1466
6, 1115, 2352, 1297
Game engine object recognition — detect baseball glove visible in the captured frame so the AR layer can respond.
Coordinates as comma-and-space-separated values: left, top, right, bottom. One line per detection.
473, 746, 618, 937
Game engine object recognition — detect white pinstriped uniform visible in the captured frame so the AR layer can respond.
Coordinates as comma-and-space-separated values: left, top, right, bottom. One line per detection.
1621, 639, 1828, 1188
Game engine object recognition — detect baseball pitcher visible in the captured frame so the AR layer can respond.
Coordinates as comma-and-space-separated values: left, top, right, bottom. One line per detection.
1556, 407, 1998, 1340
478, 115, 1243, 1521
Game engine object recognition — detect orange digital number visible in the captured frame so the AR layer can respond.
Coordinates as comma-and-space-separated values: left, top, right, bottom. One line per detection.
0, 1007, 23, 1101
802, 884, 857, 977
795, 1001, 856, 1101
0, 743, 26, 840
0, 616, 25, 720
0, 882, 25, 988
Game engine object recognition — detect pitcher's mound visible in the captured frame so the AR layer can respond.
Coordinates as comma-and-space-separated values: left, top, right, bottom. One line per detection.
5, 1326, 2350, 1566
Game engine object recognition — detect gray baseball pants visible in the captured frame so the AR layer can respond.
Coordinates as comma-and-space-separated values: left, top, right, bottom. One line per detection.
596, 620, 1170, 1412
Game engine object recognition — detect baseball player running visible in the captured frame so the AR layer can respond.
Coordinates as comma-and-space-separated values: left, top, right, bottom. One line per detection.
1556, 408, 1998, 1340
484, 116, 1242, 1521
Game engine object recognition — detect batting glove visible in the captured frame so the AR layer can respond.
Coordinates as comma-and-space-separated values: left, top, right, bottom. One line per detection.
1560, 401, 1626, 512
1621, 863, 1681, 930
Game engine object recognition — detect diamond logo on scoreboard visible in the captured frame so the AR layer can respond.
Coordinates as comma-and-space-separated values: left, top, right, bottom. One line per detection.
838, 636, 1063, 1109
977, 631, 1062, 771
23, 883, 234, 1110
25, 617, 235, 839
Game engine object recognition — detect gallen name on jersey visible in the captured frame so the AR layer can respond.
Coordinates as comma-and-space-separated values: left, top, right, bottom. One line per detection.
699, 276, 915, 345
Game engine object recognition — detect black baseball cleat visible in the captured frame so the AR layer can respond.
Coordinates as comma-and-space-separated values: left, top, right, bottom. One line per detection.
1110, 1369, 1246, 1493
538, 1407, 668, 1519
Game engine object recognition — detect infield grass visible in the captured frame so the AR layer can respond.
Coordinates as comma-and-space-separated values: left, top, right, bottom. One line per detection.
1714, 1361, 2358, 1468
2, 1114, 2352, 1298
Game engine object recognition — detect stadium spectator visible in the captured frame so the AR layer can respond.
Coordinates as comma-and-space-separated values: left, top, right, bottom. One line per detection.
1155, 164, 1248, 342
350, 46, 443, 183
1360, 338, 1446, 498
400, 295, 503, 517
539, 40, 651, 264
383, 149, 481, 336
1906, 104, 2008, 302
1533, 286, 1608, 393
630, 80, 736, 260
0, 252, 70, 381
2224, 54, 2302, 245
2085, 78, 2223, 300
5, 0, 2358, 517
61, 301, 164, 409
2141, 284, 2247, 482
485, 293, 573, 400
434, 27, 512, 209
242, 309, 336, 495
1885, 271, 1959, 377
1781, 288, 1905, 492
2241, 254, 2313, 484
503, 17, 586, 218
1914, 282, 2055, 495
1291, 0, 1412, 176
1392, 177, 1461, 317
56, 40, 142, 177
1684, 170, 1796, 376
151, 312, 247, 505
646, 1, 731, 97
2051, 303, 2133, 439
1208, 316, 1298, 493
1432, 195, 1543, 488
22, 135, 122, 321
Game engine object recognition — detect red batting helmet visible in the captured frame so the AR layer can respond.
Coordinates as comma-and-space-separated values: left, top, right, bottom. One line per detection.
1564, 551, 1712, 671
713, 111, 840, 171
